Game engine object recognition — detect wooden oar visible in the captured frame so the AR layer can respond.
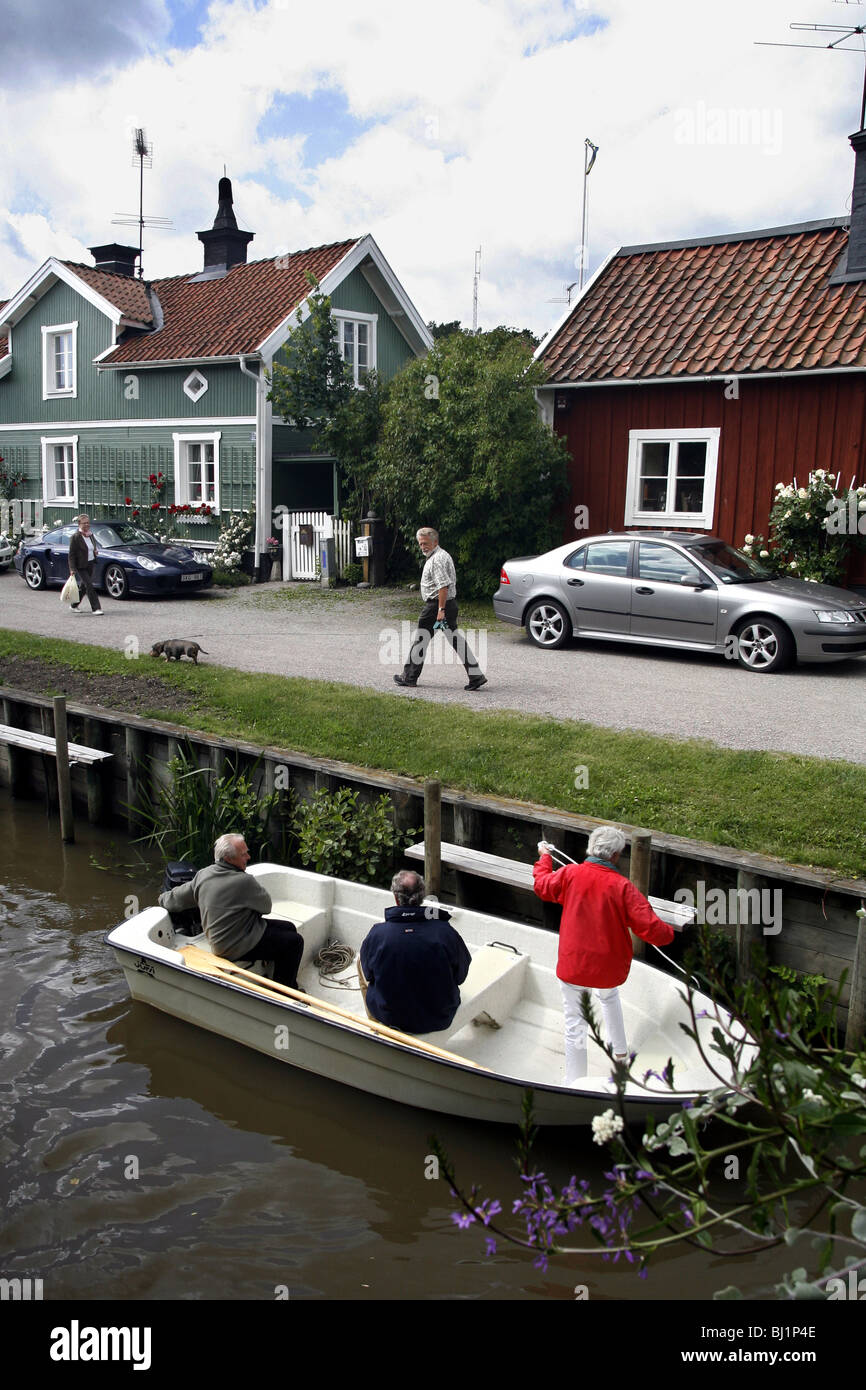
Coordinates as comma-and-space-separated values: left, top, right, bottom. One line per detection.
181, 945, 490, 1072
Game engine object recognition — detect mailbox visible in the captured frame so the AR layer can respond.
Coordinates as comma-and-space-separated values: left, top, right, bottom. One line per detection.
354, 535, 372, 557
298, 523, 314, 547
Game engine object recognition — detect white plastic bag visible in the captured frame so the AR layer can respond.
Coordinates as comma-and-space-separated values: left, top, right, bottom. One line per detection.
60, 573, 80, 605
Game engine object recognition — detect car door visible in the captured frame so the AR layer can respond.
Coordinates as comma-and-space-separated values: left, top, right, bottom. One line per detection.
45, 525, 77, 582
629, 540, 719, 646
560, 539, 633, 635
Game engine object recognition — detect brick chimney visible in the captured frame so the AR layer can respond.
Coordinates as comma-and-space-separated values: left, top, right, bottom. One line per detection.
89, 243, 139, 277
197, 176, 254, 273
846, 128, 866, 280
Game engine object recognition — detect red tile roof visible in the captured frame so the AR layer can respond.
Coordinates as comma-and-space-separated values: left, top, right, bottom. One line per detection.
61, 264, 154, 324
90, 240, 359, 364
539, 221, 866, 383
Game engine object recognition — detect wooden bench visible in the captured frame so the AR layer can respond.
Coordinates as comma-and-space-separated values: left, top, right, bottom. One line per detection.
0, 723, 113, 767
405, 840, 694, 930
417, 942, 529, 1046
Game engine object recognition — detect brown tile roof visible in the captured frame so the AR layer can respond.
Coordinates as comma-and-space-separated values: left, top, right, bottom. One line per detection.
93, 240, 359, 363
539, 221, 866, 383
61, 264, 154, 324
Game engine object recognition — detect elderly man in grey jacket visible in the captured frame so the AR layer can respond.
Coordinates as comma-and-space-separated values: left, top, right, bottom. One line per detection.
159, 833, 304, 989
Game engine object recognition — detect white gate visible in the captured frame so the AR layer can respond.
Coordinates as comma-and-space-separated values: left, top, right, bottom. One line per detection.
0, 499, 43, 535
279, 511, 354, 580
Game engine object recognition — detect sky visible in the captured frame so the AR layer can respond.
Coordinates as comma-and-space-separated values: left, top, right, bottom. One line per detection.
2, 0, 865, 337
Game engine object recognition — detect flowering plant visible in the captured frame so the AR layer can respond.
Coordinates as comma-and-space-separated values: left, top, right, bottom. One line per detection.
0, 456, 25, 501
742, 470, 866, 584
437, 929, 866, 1297
212, 507, 254, 572
266, 535, 280, 553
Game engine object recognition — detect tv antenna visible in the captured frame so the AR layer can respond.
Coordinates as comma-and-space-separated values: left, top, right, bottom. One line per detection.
472, 247, 481, 331
578, 139, 599, 292
547, 281, 578, 306
756, 16, 866, 129
111, 128, 173, 278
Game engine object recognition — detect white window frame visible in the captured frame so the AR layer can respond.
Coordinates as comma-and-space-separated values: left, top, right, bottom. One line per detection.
333, 309, 377, 387
173, 431, 221, 512
624, 427, 720, 530
41, 321, 78, 400
41, 435, 79, 504
183, 369, 209, 403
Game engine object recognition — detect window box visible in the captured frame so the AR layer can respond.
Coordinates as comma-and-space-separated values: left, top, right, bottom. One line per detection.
624, 427, 719, 530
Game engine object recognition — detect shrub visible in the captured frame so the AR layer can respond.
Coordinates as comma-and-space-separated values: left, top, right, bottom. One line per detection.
743, 470, 866, 584
134, 744, 281, 865
290, 786, 418, 884
340, 561, 364, 586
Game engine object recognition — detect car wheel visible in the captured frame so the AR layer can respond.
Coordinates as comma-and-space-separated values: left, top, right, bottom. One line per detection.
23, 556, 47, 590
525, 599, 572, 649
733, 617, 794, 673
104, 563, 129, 600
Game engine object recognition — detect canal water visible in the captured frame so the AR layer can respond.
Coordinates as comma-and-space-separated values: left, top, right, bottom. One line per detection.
0, 792, 803, 1303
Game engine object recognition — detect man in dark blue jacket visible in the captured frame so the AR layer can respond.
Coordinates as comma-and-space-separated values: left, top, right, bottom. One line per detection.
360, 870, 471, 1034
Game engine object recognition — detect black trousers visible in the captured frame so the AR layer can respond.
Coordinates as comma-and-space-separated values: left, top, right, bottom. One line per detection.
71, 563, 102, 612
250, 920, 304, 990
401, 598, 483, 683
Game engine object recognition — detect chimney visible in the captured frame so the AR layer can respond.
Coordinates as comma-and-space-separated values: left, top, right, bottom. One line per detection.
196, 176, 254, 274
89, 243, 139, 278
846, 128, 866, 280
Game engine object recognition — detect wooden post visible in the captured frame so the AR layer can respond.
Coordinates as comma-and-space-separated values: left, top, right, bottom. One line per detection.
2, 698, 26, 798
424, 778, 441, 898
629, 830, 652, 959
53, 696, 74, 843
83, 716, 105, 825
845, 907, 866, 1051
735, 869, 762, 983
453, 801, 482, 906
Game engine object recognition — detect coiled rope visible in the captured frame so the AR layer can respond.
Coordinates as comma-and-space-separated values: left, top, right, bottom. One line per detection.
313, 941, 361, 990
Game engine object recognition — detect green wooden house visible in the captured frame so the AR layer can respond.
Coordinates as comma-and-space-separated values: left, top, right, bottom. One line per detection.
0, 178, 431, 567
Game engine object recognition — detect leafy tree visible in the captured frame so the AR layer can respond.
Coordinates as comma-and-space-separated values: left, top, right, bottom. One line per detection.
374, 330, 569, 597
436, 930, 866, 1297
267, 273, 352, 431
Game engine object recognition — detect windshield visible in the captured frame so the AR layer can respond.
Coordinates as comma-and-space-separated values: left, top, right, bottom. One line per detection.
684, 541, 772, 585
92, 524, 161, 548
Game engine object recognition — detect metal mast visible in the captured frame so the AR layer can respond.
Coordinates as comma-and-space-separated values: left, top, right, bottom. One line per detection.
472, 247, 481, 331
578, 139, 599, 292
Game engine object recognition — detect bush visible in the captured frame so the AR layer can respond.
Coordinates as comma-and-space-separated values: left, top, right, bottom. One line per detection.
340, 561, 364, 586
290, 786, 418, 884
134, 744, 280, 865
212, 568, 252, 587
743, 470, 866, 584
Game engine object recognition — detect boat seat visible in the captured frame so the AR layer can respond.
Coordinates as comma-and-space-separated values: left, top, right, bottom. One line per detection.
416, 944, 529, 1046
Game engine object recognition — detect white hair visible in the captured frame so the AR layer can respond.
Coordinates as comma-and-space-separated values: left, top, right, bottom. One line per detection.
416, 527, 439, 543
214, 833, 244, 863
391, 869, 426, 906
587, 826, 626, 861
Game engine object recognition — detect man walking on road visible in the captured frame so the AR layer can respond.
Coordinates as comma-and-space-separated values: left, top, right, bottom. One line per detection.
393, 528, 487, 690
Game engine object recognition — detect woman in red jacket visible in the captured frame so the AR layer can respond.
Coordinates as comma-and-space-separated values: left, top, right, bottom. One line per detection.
533, 825, 674, 1085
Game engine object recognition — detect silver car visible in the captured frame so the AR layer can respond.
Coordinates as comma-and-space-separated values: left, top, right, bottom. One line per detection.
0, 532, 14, 571
493, 532, 866, 673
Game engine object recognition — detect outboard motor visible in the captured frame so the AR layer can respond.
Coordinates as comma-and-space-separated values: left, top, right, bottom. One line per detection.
162, 861, 201, 936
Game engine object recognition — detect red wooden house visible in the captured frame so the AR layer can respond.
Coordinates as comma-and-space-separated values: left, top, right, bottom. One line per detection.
535, 129, 866, 583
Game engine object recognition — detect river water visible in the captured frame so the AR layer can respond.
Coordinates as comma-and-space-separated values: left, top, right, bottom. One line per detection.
0, 792, 819, 1304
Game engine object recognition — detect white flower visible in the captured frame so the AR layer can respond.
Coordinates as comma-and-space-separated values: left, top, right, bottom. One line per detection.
813, 470, 827, 479
805, 513, 811, 520
789, 561, 798, 570
592, 1109, 625, 1145
850, 1072, 866, 1089
744, 533, 755, 545
760, 549, 770, 558
802, 1089, 825, 1105
798, 488, 808, 498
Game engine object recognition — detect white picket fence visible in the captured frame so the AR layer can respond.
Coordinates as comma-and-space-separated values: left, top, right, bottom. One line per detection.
0, 499, 43, 535
278, 510, 355, 580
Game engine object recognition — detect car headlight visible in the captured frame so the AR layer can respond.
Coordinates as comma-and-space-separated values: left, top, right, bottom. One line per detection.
138, 557, 165, 571
814, 609, 857, 624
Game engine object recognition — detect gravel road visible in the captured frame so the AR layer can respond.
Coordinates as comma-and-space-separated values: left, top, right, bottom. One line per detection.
2, 573, 865, 763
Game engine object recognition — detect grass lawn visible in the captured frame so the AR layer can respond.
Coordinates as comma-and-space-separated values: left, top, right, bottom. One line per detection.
1, 627, 863, 878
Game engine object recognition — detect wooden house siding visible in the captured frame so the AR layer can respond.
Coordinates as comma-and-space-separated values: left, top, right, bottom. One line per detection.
0, 279, 113, 423
328, 267, 417, 378
554, 374, 866, 576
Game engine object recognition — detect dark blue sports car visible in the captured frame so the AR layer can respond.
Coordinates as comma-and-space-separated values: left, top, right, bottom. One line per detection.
15, 520, 213, 599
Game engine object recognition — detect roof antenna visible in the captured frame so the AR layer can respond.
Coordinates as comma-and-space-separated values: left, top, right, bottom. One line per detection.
472, 247, 481, 331
111, 128, 173, 278
756, 10, 866, 130
578, 140, 599, 292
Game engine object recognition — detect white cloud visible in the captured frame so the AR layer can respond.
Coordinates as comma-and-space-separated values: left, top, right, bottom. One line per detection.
0, 0, 862, 335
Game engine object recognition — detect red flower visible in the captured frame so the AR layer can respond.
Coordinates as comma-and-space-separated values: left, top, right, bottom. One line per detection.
148, 474, 157, 484
125, 497, 132, 505
132, 510, 140, 518
151, 502, 160, 510
158, 472, 164, 479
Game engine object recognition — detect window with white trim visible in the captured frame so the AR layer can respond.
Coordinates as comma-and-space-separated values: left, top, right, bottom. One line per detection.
183, 369, 208, 403
173, 432, 221, 510
334, 311, 377, 386
42, 321, 78, 399
624, 427, 719, 530
41, 436, 79, 503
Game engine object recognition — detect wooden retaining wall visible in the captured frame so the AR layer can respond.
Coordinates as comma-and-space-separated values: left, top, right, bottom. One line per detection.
1, 685, 864, 1026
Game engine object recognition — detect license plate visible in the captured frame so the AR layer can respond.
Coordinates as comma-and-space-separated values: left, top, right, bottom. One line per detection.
181, 573, 203, 583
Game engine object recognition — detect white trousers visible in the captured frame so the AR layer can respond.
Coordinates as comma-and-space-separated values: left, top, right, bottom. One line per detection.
560, 980, 628, 1083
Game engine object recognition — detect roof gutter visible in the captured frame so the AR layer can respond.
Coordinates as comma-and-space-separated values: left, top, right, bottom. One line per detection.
537, 365, 866, 390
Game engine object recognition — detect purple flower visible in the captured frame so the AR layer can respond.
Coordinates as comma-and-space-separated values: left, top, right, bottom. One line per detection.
451, 1212, 476, 1229
485, 1238, 497, 1258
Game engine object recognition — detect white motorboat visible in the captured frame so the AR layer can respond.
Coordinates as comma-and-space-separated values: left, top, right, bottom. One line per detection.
106, 863, 751, 1127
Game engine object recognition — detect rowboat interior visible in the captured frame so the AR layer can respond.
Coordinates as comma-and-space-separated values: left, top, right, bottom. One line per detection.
107, 863, 750, 1124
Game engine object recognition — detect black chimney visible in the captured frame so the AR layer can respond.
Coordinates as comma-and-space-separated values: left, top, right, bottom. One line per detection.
89, 243, 139, 278
197, 176, 254, 273
846, 128, 866, 280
